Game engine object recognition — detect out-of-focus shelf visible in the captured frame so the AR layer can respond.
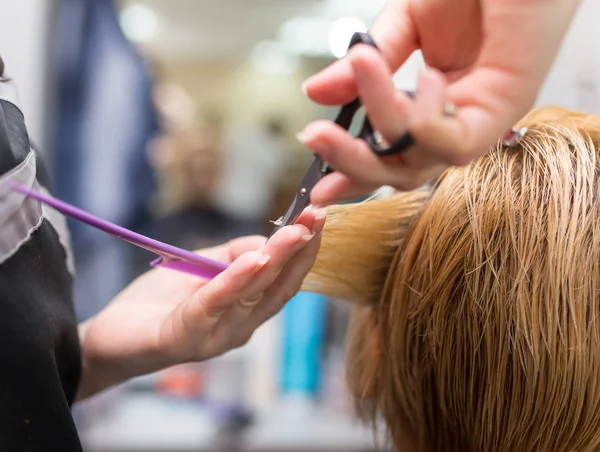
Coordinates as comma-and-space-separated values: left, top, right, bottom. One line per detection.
80, 393, 387, 452
241, 395, 384, 452
80, 393, 219, 452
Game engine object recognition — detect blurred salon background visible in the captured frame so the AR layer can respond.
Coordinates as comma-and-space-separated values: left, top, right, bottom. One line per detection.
1, 0, 599, 451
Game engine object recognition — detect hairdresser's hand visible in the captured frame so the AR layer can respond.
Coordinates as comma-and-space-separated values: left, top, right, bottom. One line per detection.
75, 207, 326, 401
300, 0, 581, 204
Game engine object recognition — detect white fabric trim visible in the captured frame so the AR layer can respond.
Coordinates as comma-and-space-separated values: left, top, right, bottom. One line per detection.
0, 80, 20, 109
0, 151, 42, 264
0, 151, 75, 277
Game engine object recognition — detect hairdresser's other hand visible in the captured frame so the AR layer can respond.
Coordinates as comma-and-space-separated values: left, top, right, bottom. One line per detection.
75, 207, 326, 400
300, 0, 581, 204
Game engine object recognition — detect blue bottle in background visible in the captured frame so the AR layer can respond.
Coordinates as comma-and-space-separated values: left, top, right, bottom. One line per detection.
280, 291, 328, 396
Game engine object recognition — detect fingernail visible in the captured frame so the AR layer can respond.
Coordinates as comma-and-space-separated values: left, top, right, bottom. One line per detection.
301, 81, 308, 96
301, 232, 316, 242
297, 131, 329, 155
255, 253, 271, 267
295, 130, 312, 143
315, 207, 328, 220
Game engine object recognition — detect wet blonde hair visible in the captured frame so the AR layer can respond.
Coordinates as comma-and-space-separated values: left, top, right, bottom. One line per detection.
304, 106, 600, 451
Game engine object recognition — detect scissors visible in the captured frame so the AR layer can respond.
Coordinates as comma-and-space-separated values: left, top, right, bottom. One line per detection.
269, 32, 416, 238
6, 31, 411, 278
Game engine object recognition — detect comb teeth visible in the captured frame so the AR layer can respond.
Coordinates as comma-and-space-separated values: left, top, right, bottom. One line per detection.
502, 127, 528, 147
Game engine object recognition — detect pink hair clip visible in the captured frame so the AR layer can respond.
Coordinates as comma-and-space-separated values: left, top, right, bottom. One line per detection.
502, 127, 528, 148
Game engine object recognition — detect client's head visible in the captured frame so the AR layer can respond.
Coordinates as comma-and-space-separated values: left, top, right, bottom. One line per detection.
305, 106, 600, 451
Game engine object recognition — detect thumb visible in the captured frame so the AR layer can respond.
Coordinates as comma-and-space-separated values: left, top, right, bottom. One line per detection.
303, 0, 417, 106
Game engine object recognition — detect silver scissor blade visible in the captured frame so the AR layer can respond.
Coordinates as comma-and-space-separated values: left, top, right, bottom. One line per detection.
269, 196, 300, 236
281, 197, 301, 225
268, 156, 325, 238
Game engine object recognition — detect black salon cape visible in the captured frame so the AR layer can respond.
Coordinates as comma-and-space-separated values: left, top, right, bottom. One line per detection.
0, 94, 83, 451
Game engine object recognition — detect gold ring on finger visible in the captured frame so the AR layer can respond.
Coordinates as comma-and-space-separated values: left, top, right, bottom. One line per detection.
444, 102, 457, 117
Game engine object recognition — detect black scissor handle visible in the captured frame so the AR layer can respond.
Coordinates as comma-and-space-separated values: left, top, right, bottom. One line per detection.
333, 32, 415, 157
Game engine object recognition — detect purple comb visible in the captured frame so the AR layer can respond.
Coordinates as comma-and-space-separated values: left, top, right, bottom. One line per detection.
9, 182, 229, 279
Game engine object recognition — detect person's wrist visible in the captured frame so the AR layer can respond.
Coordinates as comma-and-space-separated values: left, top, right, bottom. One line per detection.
75, 319, 178, 402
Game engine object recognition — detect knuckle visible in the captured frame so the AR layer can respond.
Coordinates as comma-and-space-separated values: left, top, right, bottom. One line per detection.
196, 291, 225, 318
238, 292, 264, 309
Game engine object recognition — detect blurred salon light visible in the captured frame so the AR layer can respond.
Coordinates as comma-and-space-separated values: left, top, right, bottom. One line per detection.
120, 3, 158, 44
251, 41, 300, 76
278, 17, 331, 56
319, 0, 386, 21
328, 17, 367, 58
